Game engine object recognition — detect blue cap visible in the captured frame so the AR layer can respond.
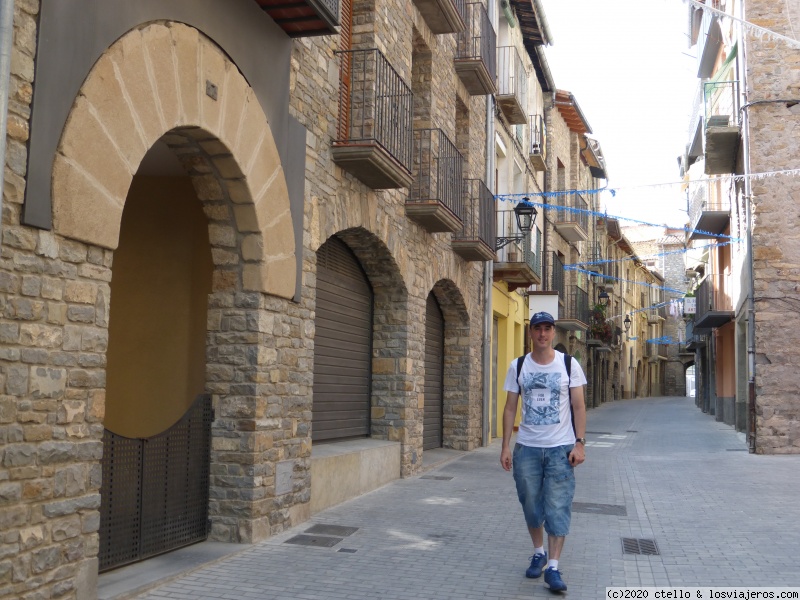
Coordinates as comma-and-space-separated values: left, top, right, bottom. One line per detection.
530, 311, 555, 326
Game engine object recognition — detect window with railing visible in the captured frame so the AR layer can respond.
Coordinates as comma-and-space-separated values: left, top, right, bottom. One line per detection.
334, 48, 414, 170
696, 271, 733, 318
455, 3, 496, 81
550, 252, 565, 299
530, 114, 546, 155
704, 80, 740, 128
454, 179, 495, 249
554, 192, 589, 232
410, 128, 464, 220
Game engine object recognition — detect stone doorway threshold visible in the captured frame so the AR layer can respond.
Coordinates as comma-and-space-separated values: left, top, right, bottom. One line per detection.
98, 541, 250, 600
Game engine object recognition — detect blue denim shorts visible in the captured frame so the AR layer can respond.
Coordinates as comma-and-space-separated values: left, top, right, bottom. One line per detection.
512, 443, 576, 537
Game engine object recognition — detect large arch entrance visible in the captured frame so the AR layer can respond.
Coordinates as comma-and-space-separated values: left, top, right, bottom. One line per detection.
51, 22, 300, 569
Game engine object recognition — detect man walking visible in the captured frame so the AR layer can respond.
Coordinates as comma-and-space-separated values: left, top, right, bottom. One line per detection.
500, 311, 587, 592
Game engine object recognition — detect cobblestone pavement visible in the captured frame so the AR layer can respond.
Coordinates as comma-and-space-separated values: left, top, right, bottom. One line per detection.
131, 397, 800, 599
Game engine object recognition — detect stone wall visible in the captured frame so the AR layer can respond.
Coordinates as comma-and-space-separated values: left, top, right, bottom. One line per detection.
0, 1, 491, 598
744, 0, 800, 453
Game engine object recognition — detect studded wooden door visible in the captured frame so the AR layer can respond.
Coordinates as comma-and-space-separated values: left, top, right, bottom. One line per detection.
99, 394, 212, 572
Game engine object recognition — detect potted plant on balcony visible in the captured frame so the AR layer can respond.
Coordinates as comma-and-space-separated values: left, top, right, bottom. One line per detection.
588, 303, 613, 346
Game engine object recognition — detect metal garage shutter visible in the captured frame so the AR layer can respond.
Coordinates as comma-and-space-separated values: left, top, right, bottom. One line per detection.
424, 292, 444, 450
313, 236, 373, 441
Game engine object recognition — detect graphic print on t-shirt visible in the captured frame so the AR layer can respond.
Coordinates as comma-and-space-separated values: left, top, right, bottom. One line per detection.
521, 371, 561, 426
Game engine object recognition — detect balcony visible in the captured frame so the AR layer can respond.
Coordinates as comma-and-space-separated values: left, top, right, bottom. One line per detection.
558, 287, 589, 331
549, 252, 565, 299
493, 209, 541, 290
647, 309, 664, 325
332, 49, 414, 189
553, 192, 589, 243
529, 115, 546, 171
255, 0, 339, 37
687, 180, 731, 241
586, 242, 603, 274
704, 80, 740, 175
454, 3, 497, 96
412, 0, 466, 34
497, 47, 527, 125
452, 179, 495, 261
407, 129, 465, 232
694, 272, 734, 332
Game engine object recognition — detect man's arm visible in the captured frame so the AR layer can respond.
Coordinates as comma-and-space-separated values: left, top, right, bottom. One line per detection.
500, 391, 519, 471
569, 385, 586, 466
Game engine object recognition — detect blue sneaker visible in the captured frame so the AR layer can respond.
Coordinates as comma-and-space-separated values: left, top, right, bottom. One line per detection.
544, 567, 567, 592
525, 552, 547, 578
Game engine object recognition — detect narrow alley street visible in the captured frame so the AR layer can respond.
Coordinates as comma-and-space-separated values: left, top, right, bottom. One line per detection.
103, 397, 800, 599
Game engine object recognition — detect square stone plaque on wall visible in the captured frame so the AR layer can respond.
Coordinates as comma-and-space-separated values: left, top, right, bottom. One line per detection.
276, 460, 294, 495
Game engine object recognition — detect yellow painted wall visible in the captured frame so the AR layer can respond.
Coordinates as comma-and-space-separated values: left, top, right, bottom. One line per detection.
491, 282, 528, 439
105, 176, 213, 438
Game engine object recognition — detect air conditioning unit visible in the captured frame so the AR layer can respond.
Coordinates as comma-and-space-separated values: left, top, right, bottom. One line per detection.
531, 143, 542, 154
685, 268, 697, 278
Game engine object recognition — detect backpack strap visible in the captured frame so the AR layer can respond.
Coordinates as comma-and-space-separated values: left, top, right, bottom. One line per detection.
516, 355, 525, 387
565, 354, 576, 436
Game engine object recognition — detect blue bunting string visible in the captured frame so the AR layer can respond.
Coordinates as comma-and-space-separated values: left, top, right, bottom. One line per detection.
567, 266, 687, 295
569, 241, 732, 269
495, 195, 741, 242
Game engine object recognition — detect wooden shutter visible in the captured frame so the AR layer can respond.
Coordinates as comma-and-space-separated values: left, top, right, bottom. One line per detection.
313, 237, 373, 441
423, 292, 444, 450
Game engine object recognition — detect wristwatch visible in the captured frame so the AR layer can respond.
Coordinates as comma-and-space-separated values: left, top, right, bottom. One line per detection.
575, 438, 586, 445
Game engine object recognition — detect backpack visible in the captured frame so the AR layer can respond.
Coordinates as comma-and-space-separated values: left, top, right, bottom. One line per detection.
516, 353, 576, 436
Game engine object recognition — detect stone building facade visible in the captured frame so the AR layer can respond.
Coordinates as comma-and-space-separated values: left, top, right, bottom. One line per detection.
682, 0, 800, 452
0, 0, 495, 597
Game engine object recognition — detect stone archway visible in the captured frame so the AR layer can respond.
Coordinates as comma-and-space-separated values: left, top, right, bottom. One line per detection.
429, 279, 474, 450
52, 23, 302, 547
52, 22, 295, 298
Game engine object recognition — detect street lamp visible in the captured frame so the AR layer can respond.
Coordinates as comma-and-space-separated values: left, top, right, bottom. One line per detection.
496, 198, 538, 250
623, 314, 631, 333
598, 289, 610, 307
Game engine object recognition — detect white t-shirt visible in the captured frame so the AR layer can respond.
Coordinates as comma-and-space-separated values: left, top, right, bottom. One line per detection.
503, 351, 587, 448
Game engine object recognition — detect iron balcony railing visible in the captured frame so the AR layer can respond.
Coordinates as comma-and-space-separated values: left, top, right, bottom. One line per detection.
456, 3, 496, 82
335, 48, 414, 171
550, 252, 565, 299
410, 128, 464, 220
522, 230, 542, 281
495, 208, 526, 263
696, 272, 733, 320
688, 180, 732, 224
704, 80, 740, 129
530, 114, 546, 156
497, 46, 527, 103
454, 179, 495, 249
554, 192, 589, 232
565, 287, 590, 326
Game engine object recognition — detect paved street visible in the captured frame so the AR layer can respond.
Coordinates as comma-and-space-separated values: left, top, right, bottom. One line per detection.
109, 396, 800, 599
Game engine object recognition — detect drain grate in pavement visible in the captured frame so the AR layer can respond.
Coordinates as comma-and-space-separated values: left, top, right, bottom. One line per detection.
586, 431, 613, 435
621, 538, 659, 555
420, 475, 454, 480
626, 430, 638, 433
726, 448, 747, 452
305, 524, 359, 537
338, 548, 358, 553
284, 534, 342, 548
573, 502, 627, 516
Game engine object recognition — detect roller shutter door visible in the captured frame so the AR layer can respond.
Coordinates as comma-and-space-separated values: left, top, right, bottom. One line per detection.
423, 292, 444, 450
313, 237, 373, 441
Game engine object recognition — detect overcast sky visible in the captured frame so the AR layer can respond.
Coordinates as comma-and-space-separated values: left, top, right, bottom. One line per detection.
538, 0, 698, 228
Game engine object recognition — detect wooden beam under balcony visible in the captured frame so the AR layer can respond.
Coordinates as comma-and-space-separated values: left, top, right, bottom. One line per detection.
412, 0, 466, 34
332, 143, 414, 190
254, 0, 340, 37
